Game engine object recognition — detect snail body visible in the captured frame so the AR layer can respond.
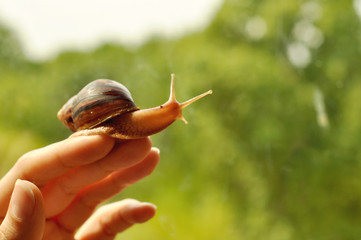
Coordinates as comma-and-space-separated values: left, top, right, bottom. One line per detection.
58, 74, 212, 139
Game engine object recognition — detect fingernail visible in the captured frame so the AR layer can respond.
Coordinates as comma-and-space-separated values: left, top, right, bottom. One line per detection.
11, 179, 35, 220
152, 147, 160, 154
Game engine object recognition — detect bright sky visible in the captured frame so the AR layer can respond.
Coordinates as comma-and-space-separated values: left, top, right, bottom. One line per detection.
0, 0, 223, 61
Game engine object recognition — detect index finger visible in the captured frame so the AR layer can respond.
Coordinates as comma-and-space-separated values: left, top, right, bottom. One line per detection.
0, 135, 115, 216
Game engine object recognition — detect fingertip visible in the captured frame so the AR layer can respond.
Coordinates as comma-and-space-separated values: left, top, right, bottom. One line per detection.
117, 137, 153, 160
151, 147, 160, 155
0, 180, 45, 240
64, 134, 116, 163
12, 180, 44, 219
19, 180, 44, 207
147, 148, 160, 169
135, 137, 153, 152
11, 180, 36, 220
126, 202, 157, 223
68, 134, 115, 147
148, 147, 160, 168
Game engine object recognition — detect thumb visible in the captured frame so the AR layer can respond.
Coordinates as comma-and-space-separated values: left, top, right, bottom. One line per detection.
0, 180, 45, 240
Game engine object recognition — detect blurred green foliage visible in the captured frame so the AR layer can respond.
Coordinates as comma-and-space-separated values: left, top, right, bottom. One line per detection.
1, 0, 361, 239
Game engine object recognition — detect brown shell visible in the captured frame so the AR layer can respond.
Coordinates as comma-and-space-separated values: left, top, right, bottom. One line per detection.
58, 79, 139, 131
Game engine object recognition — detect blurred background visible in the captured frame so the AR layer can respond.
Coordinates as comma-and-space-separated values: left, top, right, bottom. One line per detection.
1, 0, 361, 239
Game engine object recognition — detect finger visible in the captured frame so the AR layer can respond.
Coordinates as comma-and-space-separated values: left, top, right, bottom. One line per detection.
0, 180, 44, 240
19, 135, 115, 186
0, 135, 115, 217
55, 148, 159, 232
74, 199, 156, 240
42, 138, 152, 217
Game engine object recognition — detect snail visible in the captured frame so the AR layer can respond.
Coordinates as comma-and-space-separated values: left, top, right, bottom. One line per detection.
58, 74, 212, 139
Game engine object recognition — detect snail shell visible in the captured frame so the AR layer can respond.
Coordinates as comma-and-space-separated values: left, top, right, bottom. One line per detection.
58, 79, 138, 132
58, 74, 212, 139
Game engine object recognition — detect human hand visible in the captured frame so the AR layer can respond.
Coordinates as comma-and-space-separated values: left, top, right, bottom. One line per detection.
0, 135, 160, 240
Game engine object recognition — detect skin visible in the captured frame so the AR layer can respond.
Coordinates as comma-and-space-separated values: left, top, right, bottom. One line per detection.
0, 135, 160, 240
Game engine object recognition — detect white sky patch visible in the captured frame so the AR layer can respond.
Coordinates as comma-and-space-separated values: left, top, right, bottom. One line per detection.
0, 0, 223, 61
